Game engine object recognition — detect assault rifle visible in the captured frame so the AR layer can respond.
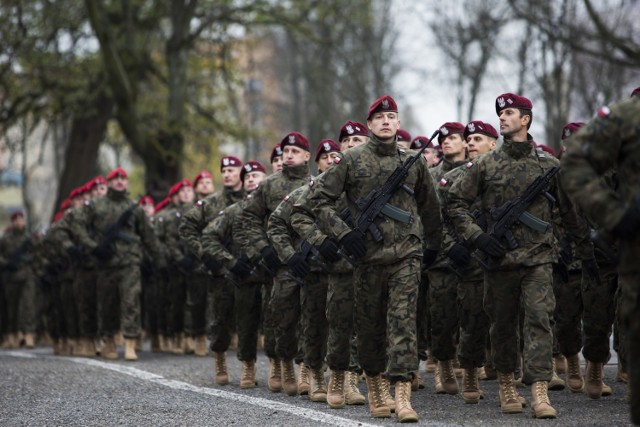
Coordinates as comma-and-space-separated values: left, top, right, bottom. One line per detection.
93, 201, 139, 261
353, 130, 440, 243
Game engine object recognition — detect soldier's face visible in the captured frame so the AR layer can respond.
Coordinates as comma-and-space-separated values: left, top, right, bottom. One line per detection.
178, 186, 194, 204
222, 166, 242, 188
441, 133, 467, 158
11, 216, 25, 230
499, 108, 529, 137
316, 152, 340, 173
423, 148, 441, 167
244, 171, 266, 192
71, 197, 84, 209
340, 135, 367, 150
91, 184, 108, 198
283, 146, 310, 167
142, 203, 155, 218
367, 112, 400, 141
195, 178, 214, 197
466, 134, 497, 158
108, 176, 128, 192
271, 156, 283, 173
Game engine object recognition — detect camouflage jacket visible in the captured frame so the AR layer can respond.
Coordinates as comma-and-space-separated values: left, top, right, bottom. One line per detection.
560, 95, 640, 273
156, 202, 192, 264
236, 164, 310, 260
0, 226, 34, 281
307, 134, 443, 265
179, 186, 245, 260
447, 138, 590, 269
201, 196, 247, 273
68, 188, 165, 268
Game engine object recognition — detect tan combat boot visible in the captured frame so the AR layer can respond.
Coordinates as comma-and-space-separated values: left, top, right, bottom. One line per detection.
72, 338, 86, 357
86, 339, 97, 357
566, 354, 584, 392
602, 382, 613, 396
151, 335, 161, 353
531, 381, 557, 418
424, 350, 437, 374
434, 363, 445, 394
365, 374, 391, 418
267, 358, 282, 392
213, 352, 229, 385
554, 354, 567, 374
281, 359, 298, 396
24, 332, 35, 349
102, 336, 119, 360
309, 367, 328, 402
381, 376, 396, 412
298, 362, 310, 395
194, 335, 207, 356
327, 370, 346, 409
497, 372, 523, 413
173, 333, 185, 355
344, 371, 366, 405
462, 367, 481, 404
240, 360, 257, 389
453, 357, 464, 378
411, 371, 424, 391
8, 333, 19, 349
549, 358, 566, 390
124, 338, 138, 361
439, 360, 459, 395
135, 333, 144, 352
617, 360, 629, 383
395, 380, 419, 423
585, 361, 604, 399
185, 336, 195, 354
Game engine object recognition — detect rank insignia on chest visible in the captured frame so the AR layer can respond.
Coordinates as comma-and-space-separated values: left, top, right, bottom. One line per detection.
465, 162, 473, 168
439, 178, 448, 186
598, 106, 611, 118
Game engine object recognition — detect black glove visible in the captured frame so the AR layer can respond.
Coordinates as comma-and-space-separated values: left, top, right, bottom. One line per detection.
92, 243, 114, 262
340, 230, 367, 259
447, 243, 470, 266
318, 238, 342, 263
612, 197, 640, 238
422, 248, 438, 269
67, 245, 85, 262
202, 255, 222, 275
287, 253, 311, 278
582, 258, 601, 285
230, 254, 253, 278
261, 246, 281, 271
475, 233, 506, 258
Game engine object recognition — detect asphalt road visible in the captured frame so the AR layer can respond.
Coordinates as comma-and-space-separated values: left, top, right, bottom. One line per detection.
0, 346, 633, 426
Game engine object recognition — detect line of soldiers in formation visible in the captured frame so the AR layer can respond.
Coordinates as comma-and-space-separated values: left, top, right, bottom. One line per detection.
1, 88, 639, 424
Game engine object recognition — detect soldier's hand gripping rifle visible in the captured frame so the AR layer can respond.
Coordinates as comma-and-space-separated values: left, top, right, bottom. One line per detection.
352, 130, 440, 243
92, 202, 139, 261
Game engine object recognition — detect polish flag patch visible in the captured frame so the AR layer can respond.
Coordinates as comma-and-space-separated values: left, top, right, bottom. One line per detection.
598, 106, 611, 118
439, 178, 448, 186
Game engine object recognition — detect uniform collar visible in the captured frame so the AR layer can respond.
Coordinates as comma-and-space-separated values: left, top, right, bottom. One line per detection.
441, 157, 468, 172
369, 133, 398, 156
502, 134, 535, 160
282, 163, 310, 179
107, 188, 129, 201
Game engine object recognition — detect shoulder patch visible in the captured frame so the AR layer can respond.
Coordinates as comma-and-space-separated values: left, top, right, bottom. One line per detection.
598, 106, 611, 118
197, 199, 204, 207
175, 211, 181, 218
309, 179, 314, 187
398, 148, 406, 154
439, 178, 448, 186
465, 162, 473, 169
245, 194, 252, 201
218, 210, 225, 216
158, 217, 164, 223
84, 200, 91, 206
284, 195, 290, 202
333, 157, 341, 164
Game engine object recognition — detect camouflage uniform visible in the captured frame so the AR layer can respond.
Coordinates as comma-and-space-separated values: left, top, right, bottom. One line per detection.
268, 185, 328, 369
560, 95, 640, 422
69, 188, 165, 339
179, 186, 245, 352
307, 135, 443, 382
447, 138, 590, 384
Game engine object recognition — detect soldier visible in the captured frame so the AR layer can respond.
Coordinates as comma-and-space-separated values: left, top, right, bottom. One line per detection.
307, 95, 443, 422
193, 170, 215, 200
270, 144, 284, 174
139, 195, 159, 351
396, 129, 412, 149
179, 156, 246, 379
447, 93, 589, 418
200, 160, 268, 388
68, 167, 166, 361
412, 135, 442, 168
560, 92, 640, 424
339, 120, 369, 150
236, 132, 311, 395
152, 196, 172, 351
438, 120, 498, 403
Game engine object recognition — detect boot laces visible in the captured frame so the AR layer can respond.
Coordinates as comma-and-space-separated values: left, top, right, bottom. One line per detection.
589, 363, 602, 382
313, 369, 326, 390
381, 377, 392, 400
442, 361, 455, 382
464, 368, 476, 390
284, 362, 296, 382
347, 372, 359, 393
216, 354, 227, 374
300, 365, 310, 384
535, 381, 551, 404
500, 374, 517, 402
397, 381, 410, 406
332, 371, 345, 393
371, 375, 386, 406
568, 357, 581, 378
243, 361, 254, 380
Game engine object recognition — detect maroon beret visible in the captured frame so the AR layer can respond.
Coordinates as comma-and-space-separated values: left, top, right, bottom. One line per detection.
536, 144, 557, 157
220, 156, 243, 171
410, 136, 433, 150
280, 131, 310, 152
241, 160, 267, 180
86, 176, 106, 191
193, 170, 213, 186
139, 196, 154, 206
315, 139, 341, 162
53, 211, 64, 224
437, 122, 465, 143
495, 93, 533, 115
396, 129, 412, 143
338, 121, 368, 142
561, 122, 585, 140
10, 211, 24, 221
367, 95, 398, 120
270, 144, 283, 162
463, 121, 499, 140
631, 87, 640, 97
59, 199, 71, 212
168, 178, 192, 197
69, 187, 83, 199
106, 167, 128, 180
155, 197, 171, 213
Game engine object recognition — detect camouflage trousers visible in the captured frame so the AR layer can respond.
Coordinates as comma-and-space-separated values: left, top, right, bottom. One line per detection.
270, 269, 328, 368
60, 273, 79, 339
618, 271, 640, 424
141, 270, 158, 336
207, 275, 234, 353
582, 262, 617, 363
234, 280, 267, 362
427, 268, 459, 361
3, 276, 27, 333
485, 264, 555, 383
96, 265, 141, 339
73, 268, 98, 339
167, 270, 186, 336
154, 275, 170, 336
260, 280, 276, 359
417, 272, 431, 361
325, 271, 360, 372
457, 277, 489, 369
184, 271, 208, 337
355, 257, 421, 383
552, 268, 582, 358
